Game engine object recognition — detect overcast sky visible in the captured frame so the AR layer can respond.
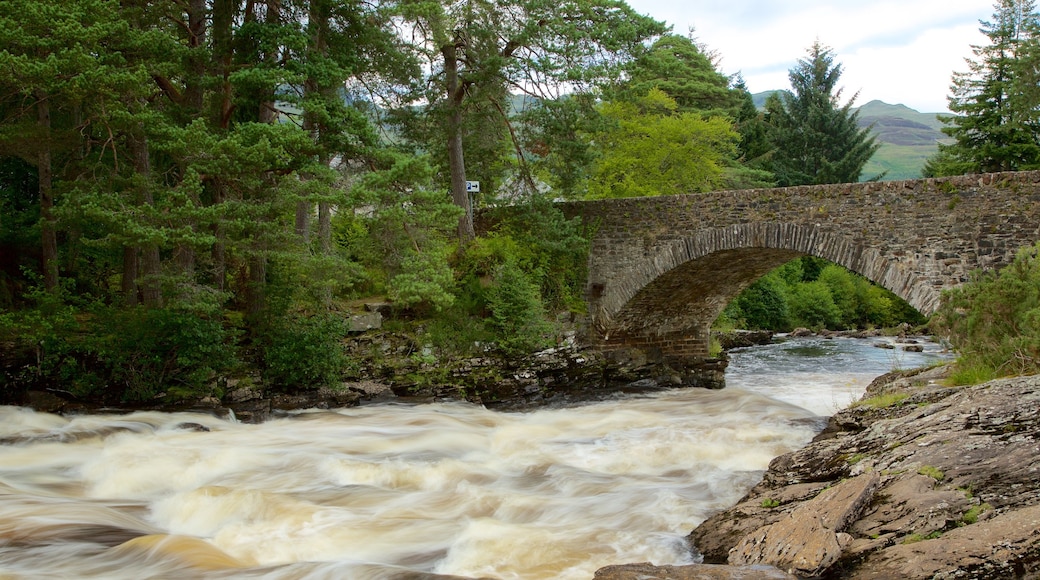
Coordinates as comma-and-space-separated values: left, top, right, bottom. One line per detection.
623, 0, 994, 113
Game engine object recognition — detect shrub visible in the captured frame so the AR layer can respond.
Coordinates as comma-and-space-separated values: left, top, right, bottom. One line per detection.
90, 306, 237, 402
1, 301, 236, 402
935, 242, 1040, 382
260, 314, 348, 391
485, 260, 555, 356
789, 280, 842, 330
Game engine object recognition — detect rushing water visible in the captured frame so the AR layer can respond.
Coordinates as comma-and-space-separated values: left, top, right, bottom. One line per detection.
0, 336, 950, 580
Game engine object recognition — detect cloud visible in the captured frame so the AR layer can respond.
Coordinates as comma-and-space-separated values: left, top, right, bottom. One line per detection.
625, 0, 992, 112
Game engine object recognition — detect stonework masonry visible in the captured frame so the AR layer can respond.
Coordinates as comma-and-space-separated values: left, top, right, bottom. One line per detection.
551, 170, 1040, 382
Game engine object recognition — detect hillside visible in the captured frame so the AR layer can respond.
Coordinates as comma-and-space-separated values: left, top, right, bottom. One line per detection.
855, 100, 952, 180
751, 93, 952, 181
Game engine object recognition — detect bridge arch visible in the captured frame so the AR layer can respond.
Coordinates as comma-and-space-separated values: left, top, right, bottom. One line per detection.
596, 222, 943, 340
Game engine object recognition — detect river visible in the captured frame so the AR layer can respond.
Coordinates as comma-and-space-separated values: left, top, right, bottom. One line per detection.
0, 335, 950, 579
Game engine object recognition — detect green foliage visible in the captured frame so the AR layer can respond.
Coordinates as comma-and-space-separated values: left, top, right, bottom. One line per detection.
485, 259, 555, 356
389, 245, 457, 312
722, 258, 924, 332
344, 153, 464, 312
853, 392, 910, 409
918, 465, 945, 481
927, 0, 1040, 175
760, 42, 881, 185
88, 306, 236, 401
935, 242, 1040, 381
612, 34, 747, 118
760, 498, 781, 509
495, 195, 591, 312
726, 271, 792, 331
259, 313, 347, 391
585, 89, 739, 199
0, 290, 236, 402
789, 281, 843, 330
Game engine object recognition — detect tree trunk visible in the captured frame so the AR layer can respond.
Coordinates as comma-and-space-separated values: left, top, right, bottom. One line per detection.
122, 246, 139, 306
130, 130, 162, 307
35, 91, 59, 293
442, 42, 475, 244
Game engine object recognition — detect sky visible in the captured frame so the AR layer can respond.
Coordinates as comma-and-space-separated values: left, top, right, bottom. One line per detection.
623, 0, 994, 113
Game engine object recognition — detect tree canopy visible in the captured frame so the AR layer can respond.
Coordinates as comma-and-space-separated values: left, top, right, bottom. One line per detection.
759, 41, 880, 186
925, 0, 1040, 176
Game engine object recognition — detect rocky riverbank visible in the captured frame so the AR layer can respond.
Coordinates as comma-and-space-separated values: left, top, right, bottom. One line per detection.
5, 329, 778, 422
597, 365, 1040, 579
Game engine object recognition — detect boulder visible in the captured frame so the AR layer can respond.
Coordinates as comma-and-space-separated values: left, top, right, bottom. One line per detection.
728, 473, 880, 576
593, 562, 795, 579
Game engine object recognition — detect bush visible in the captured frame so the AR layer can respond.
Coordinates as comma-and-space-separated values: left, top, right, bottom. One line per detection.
91, 306, 237, 401
935, 242, 1040, 382
485, 260, 555, 356
0, 298, 237, 402
728, 272, 791, 330
789, 280, 842, 330
260, 314, 348, 391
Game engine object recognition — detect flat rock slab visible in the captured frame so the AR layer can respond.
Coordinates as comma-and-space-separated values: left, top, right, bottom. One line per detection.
593, 562, 796, 579
848, 504, 1040, 580
728, 472, 880, 576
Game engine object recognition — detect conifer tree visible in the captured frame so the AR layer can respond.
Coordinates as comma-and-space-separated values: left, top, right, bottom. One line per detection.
761, 41, 880, 186
925, 0, 1040, 176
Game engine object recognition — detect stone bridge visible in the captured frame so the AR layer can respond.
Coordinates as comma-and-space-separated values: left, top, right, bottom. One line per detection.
554, 171, 1040, 386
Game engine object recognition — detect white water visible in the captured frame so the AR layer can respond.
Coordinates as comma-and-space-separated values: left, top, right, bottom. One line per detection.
0, 336, 949, 579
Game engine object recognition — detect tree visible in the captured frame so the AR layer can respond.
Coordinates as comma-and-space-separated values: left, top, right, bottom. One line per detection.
761, 41, 880, 186
926, 0, 1040, 176
585, 88, 738, 198
607, 34, 774, 190
610, 34, 746, 117
399, 0, 666, 242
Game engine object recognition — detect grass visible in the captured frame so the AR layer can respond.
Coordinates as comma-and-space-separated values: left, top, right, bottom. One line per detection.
852, 392, 910, 409
918, 465, 945, 481
760, 498, 780, 509
846, 453, 868, 465
960, 503, 993, 525
947, 361, 999, 386
901, 531, 943, 544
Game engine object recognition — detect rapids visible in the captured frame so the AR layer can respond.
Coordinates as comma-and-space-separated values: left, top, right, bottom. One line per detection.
0, 335, 950, 579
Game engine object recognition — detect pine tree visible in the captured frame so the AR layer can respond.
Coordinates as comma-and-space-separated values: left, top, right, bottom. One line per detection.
925, 0, 1040, 176
761, 41, 880, 186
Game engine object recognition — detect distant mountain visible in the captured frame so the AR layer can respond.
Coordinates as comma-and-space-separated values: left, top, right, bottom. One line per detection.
749, 93, 952, 181
854, 100, 952, 180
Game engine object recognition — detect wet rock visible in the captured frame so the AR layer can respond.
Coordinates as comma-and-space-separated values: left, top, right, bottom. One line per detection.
22, 390, 70, 413
714, 330, 774, 350
174, 422, 210, 432
270, 388, 361, 411
728, 473, 880, 576
593, 562, 796, 579
689, 372, 1040, 579
849, 504, 1040, 580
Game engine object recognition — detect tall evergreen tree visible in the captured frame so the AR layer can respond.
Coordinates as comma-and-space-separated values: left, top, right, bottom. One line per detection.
761, 41, 880, 186
925, 0, 1040, 176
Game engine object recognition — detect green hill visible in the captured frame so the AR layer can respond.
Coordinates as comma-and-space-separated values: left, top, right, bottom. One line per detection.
750, 93, 952, 181
854, 100, 952, 180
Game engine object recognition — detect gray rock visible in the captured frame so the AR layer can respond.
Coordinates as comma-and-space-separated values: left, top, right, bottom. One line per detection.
689, 373, 1040, 579
728, 473, 880, 576
593, 562, 796, 579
